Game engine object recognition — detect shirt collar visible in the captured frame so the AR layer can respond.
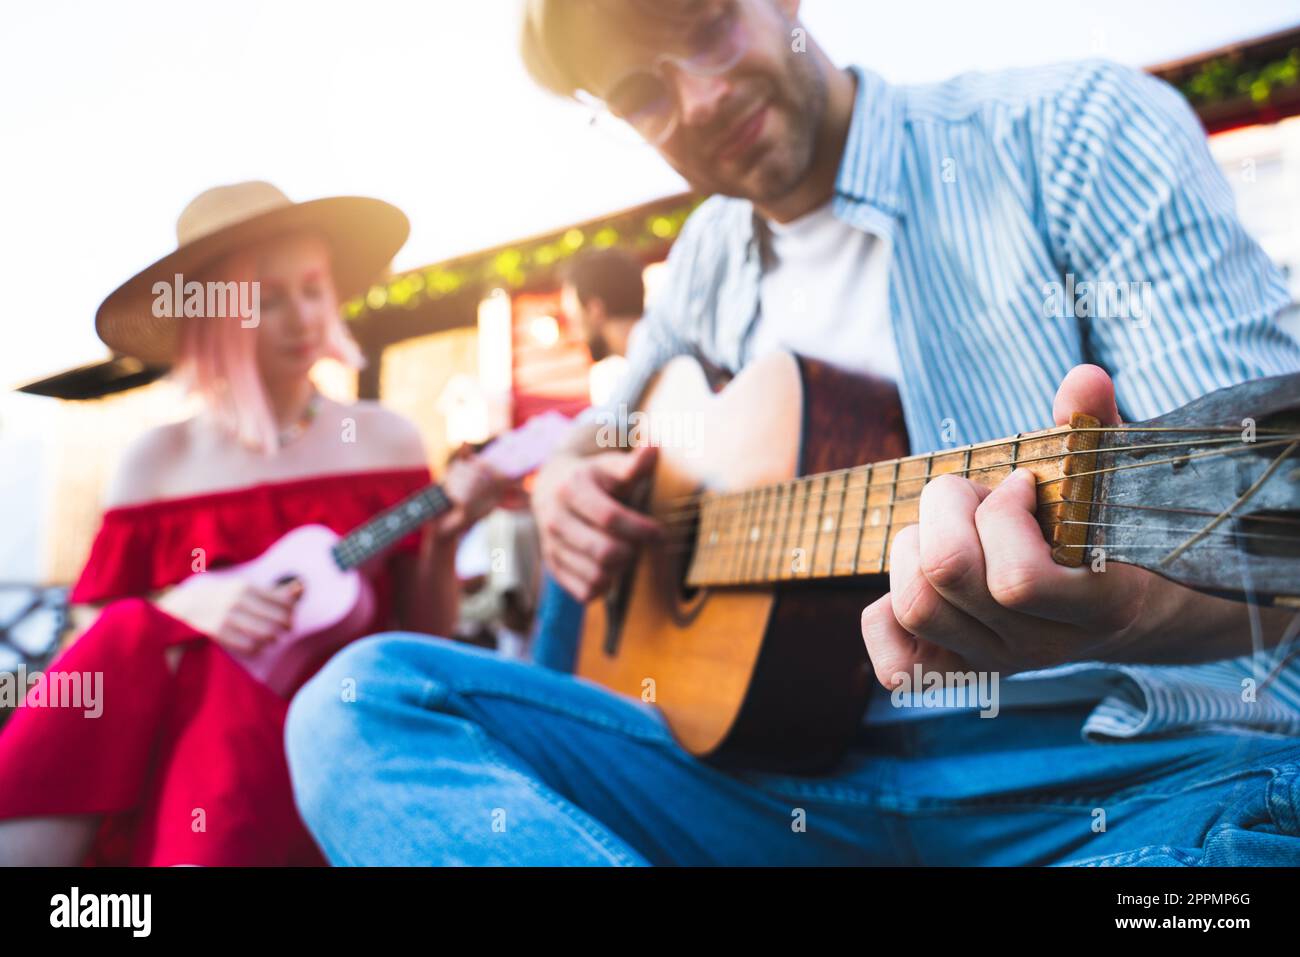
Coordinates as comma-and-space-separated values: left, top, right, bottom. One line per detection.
833, 65, 906, 222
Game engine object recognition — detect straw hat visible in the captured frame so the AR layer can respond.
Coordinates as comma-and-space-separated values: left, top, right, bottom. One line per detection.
95, 181, 409, 364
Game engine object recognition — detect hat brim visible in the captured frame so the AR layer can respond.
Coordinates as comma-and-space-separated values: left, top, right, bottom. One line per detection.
95, 196, 409, 364
16, 354, 167, 400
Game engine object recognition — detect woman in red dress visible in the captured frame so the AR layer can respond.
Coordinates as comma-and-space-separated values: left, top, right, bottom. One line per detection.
0, 182, 502, 865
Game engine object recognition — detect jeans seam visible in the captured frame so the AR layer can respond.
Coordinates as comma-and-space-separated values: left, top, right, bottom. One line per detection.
1062, 844, 1202, 867
430, 678, 673, 746
1266, 766, 1300, 836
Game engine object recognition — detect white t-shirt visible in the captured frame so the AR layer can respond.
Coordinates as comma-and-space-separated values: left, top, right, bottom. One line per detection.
750, 201, 900, 382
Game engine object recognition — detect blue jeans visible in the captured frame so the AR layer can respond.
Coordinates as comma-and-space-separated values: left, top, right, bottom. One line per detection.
285, 633, 1300, 866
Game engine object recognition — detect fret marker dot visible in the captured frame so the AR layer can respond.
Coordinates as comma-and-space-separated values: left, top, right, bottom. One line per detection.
870, 509, 882, 526
822, 517, 835, 533
750, 526, 760, 541
709, 531, 718, 545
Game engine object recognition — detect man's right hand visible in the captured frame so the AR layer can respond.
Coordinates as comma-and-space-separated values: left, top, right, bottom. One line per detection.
533, 444, 663, 602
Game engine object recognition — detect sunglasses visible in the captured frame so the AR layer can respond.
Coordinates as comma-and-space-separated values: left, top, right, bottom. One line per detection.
579, 1, 751, 147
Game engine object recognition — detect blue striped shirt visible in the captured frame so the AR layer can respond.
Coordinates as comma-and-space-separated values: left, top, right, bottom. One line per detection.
608, 60, 1300, 740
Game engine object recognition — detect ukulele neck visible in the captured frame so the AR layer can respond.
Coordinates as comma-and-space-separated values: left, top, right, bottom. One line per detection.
683, 415, 1102, 587
332, 484, 452, 570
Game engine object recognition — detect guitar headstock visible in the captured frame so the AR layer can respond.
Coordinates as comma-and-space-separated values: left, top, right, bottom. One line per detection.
1085, 372, 1300, 606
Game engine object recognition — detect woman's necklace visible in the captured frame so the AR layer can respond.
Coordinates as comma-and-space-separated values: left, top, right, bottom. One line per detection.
277, 389, 322, 448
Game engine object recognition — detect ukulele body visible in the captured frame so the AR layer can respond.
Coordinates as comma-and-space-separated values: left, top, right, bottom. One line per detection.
577, 351, 908, 773
167, 523, 376, 696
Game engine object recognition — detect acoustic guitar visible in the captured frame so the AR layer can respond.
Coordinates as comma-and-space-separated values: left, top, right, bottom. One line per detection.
577, 351, 1300, 772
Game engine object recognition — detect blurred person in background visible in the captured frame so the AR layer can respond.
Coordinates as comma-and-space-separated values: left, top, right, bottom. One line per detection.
0, 182, 503, 866
560, 246, 646, 407
532, 246, 648, 672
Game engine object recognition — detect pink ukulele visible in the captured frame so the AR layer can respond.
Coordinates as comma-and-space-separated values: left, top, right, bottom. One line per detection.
166, 412, 572, 696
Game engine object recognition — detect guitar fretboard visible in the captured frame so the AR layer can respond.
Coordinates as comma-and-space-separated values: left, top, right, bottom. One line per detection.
682, 417, 1100, 587
332, 484, 451, 570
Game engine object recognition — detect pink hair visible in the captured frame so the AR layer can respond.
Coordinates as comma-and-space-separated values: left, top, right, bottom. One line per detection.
170, 232, 365, 456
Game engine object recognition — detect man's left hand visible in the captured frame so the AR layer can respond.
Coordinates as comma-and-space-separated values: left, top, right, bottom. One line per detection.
860, 364, 1177, 686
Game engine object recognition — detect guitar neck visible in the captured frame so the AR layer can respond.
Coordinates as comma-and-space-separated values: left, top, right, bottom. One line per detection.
332, 483, 452, 570
683, 415, 1102, 587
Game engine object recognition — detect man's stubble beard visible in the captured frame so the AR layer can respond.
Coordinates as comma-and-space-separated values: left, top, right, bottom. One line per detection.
659, 38, 828, 204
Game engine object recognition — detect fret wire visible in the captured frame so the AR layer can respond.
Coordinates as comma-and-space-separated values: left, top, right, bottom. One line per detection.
735, 488, 751, 584
880, 461, 898, 573
697, 495, 714, 584
766, 481, 785, 580
723, 490, 741, 585
730, 489, 750, 585
852, 463, 871, 574
759, 481, 769, 579
744, 487, 760, 584
714, 494, 729, 584
788, 475, 804, 579
828, 470, 847, 576
758, 482, 773, 580
748, 486, 764, 582
806, 473, 823, 578
748, 486, 759, 582
811, 473, 832, 574
770, 483, 791, 580
719, 491, 735, 584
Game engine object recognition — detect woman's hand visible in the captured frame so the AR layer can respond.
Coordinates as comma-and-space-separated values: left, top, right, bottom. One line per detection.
432, 455, 509, 542
155, 576, 303, 655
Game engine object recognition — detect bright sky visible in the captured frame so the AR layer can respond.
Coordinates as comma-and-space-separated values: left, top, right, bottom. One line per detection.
3, 0, 1299, 397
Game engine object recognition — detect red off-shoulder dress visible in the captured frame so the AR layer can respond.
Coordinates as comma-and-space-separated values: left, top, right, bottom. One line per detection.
0, 466, 431, 866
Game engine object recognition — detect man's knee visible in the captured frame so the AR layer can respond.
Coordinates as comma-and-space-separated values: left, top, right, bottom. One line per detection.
285, 633, 409, 817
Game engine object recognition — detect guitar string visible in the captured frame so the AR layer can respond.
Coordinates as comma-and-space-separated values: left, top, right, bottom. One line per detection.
655, 439, 1300, 556
653, 516, 1300, 565
649, 426, 1294, 513
1056, 498, 1300, 526
673, 523, 1300, 584
650, 444, 1300, 572
644, 437, 1300, 572
648, 433, 1300, 530
659, 512, 1300, 552
647, 431, 1297, 525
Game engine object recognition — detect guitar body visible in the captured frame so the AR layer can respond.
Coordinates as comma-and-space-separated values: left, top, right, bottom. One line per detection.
577, 352, 909, 773
168, 524, 377, 696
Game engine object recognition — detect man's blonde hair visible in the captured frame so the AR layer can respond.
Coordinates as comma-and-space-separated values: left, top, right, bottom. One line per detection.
519, 0, 705, 99
519, 0, 589, 99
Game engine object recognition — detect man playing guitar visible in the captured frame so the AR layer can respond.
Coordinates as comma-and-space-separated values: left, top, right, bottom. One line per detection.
287, 0, 1300, 865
